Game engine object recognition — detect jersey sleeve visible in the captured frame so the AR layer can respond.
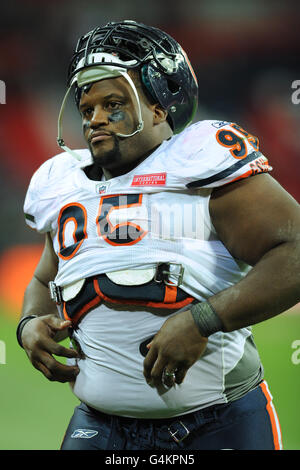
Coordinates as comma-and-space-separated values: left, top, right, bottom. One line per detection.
23, 158, 59, 233
23, 149, 88, 233
179, 120, 272, 189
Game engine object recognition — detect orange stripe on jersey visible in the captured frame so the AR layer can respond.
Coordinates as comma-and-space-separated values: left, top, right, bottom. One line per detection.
72, 296, 101, 326
225, 158, 271, 185
63, 278, 195, 328
62, 291, 101, 327
94, 277, 194, 310
225, 169, 253, 185
260, 381, 283, 450
163, 285, 178, 303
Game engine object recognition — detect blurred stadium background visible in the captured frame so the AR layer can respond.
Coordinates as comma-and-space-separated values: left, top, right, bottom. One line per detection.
0, 0, 300, 450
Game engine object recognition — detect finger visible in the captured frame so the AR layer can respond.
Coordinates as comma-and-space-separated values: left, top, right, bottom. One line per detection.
174, 367, 188, 385
40, 352, 80, 383
47, 341, 80, 359
51, 365, 80, 383
143, 345, 158, 385
35, 331, 80, 359
147, 355, 167, 388
42, 315, 72, 333
31, 356, 73, 383
55, 320, 72, 331
33, 360, 54, 381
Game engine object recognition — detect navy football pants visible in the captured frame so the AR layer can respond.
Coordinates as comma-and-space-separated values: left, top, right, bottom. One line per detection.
61, 381, 282, 450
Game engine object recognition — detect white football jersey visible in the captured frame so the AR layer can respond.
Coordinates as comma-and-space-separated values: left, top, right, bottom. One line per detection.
24, 120, 271, 417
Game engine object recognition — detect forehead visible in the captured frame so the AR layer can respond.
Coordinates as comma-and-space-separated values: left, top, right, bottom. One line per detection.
79, 76, 137, 106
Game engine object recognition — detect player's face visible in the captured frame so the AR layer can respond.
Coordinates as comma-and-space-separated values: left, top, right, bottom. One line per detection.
79, 75, 165, 177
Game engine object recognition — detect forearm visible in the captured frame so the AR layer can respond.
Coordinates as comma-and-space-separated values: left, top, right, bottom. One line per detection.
21, 276, 67, 342
209, 241, 300, 332
21, 275, 58, 320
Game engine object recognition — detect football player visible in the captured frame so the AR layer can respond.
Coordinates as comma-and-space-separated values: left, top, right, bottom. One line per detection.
18, 20, 300, 450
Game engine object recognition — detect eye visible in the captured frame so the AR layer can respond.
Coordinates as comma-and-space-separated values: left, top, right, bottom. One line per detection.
106, 101, 123, 111
81, 107, 93, 118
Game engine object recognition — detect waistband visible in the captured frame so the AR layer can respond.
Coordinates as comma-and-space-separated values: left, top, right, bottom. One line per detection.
84, 402, 224, 444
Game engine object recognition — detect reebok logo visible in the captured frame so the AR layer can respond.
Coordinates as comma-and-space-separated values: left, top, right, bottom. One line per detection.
71, 429, 98, 439
131, 172, 166, 186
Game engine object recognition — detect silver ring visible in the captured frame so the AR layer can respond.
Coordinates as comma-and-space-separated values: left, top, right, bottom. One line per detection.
164, 370, 176, 378
162, 368, 177, 388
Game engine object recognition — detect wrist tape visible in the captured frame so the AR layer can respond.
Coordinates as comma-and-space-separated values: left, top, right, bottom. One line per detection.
16, 315, 37, 348
190, 301, 224, 337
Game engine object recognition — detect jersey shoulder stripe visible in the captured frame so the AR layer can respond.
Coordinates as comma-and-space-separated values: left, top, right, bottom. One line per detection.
180, 120, 272, 189
186, 150, 264, 188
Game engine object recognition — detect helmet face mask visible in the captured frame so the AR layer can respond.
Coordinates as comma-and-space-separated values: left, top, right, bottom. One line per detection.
68, 20, 198, 134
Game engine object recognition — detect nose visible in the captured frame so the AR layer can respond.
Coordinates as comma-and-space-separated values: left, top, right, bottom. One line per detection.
90, 105, 109, 128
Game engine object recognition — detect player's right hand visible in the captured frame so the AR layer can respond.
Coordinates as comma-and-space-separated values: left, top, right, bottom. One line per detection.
21, 314, 80, 383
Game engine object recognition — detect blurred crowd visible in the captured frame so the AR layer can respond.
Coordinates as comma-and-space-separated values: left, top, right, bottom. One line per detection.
0, 0, 300, 253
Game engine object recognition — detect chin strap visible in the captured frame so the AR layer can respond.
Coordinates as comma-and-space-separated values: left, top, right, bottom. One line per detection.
115, 70, 144, 138
57, 84, 83, 161
57, 65, 144, 161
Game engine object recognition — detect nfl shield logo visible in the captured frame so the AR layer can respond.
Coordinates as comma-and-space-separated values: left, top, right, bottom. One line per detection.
96, 183, 110, 194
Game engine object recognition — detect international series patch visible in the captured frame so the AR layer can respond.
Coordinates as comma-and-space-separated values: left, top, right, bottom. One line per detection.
131, 172, 167, 186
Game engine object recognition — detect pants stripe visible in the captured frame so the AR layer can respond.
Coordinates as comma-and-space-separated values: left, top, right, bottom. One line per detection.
260, 380, 283, 450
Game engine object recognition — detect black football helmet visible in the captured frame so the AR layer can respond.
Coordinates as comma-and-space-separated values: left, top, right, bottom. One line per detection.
67, 20, 198, 135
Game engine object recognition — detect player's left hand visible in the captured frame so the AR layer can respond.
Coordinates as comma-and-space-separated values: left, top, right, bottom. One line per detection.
143, 310, 208, 388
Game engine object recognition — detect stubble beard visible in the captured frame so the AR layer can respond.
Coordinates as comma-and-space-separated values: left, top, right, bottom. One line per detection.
88, 133, 122, 172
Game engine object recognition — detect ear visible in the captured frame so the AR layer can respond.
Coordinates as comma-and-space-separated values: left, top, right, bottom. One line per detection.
152, 103, 168, 125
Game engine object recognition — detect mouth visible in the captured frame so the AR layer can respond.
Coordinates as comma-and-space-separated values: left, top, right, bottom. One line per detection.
89, 132, 113, 145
